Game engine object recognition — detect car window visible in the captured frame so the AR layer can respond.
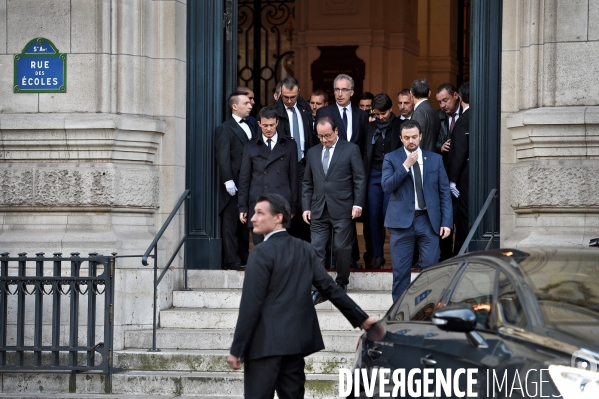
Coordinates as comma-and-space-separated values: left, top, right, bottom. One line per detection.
449, 263, 495, 329
391, 264, 459, 322
498, 271, 528, 328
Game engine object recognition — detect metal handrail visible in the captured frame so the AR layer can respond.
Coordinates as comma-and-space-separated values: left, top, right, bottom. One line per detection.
142, 189, 190, 352
142, 189, 190, 265
457, 189, 498, 256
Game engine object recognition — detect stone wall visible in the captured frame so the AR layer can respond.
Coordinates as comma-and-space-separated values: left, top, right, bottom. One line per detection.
0, 0, 187, 349
501, 0, 599, 247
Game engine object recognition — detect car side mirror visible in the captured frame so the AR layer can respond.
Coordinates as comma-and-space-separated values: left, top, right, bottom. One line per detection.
432, 305, 477, 333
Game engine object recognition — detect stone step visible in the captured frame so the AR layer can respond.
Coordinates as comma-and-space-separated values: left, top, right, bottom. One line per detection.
160, 308, 386, 331
186, 269, 396, 290
0, 371, 341, 398
111, 371, 339, 398
114, 349, 353, 374
172, 288, 392, 311
125, 329, 362, 353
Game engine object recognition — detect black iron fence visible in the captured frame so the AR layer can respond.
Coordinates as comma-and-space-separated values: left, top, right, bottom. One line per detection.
0, 252, 116, 393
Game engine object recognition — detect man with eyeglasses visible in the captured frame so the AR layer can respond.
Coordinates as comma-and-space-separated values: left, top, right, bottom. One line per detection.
273, 76, 316, 242
315, 74, 369, 155
302, 116, 365, 298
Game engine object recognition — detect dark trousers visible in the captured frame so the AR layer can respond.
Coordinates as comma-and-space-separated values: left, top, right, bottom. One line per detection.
389, 213, 440, 301
439, 196, 457, 261
368, 168, 390, 258
244, 354, 306, 399
311, 207, 353, 286
288, 162, 311, 242
453, 193, 469, 254
221, 196, 249, 266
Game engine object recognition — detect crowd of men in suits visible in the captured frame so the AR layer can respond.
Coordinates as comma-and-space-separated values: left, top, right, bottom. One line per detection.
215, 74, 471, 301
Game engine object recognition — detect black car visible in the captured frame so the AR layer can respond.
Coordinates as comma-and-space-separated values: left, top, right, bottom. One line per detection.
350, 248, 599, 399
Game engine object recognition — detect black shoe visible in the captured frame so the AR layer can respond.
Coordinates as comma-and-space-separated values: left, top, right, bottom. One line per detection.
223, 262, 245, 271
372, 257, 386, 269
312, 291, 327, 306
410, 261, 422, 273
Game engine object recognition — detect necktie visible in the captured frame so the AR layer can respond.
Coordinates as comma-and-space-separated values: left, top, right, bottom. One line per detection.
413, 161, 426, 209
267, 138, 272, 150
449, 113, 457, 135
240, 118, 248, 124
322, 147, 331, 175
342, 107, 348, 135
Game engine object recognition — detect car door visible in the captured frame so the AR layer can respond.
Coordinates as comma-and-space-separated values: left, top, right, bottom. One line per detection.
360, 263, 461, 397
420, 262, 502, 398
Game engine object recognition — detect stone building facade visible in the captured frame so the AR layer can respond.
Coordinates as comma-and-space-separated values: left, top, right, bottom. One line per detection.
0, 0, 597, 349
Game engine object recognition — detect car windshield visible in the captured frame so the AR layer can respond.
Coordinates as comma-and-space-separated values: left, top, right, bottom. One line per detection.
516, 249, 599, 326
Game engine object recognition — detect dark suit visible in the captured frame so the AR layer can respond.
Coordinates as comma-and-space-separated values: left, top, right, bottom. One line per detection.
274, 97, 316, 242
436, 107, 462, 260
411, 99, 441, 152
238, 135, 298, 243
315, 104, 369, 266
436, 106, 462, 165
382, 148, 452, 300
303, 139, 365, 286
363, 117, 403, 260
215, 117, 255, 266
230, 231, 369, 398
315, 104, 368, 155
447, 108, 470, 254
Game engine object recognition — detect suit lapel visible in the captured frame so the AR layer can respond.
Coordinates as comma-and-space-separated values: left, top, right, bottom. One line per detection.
326, 140, 344, 179
398, 149, 413, 182
257, 138, 271, 161
230, 119, 249, 144
352, 107, 360, 142
266, 137, 285, 164
332, 106, 348, 140
312, 144, 326, 179
421, 150, 427, 182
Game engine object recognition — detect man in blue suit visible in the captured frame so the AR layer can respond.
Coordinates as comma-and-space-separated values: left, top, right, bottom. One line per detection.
382, 120, 453, 301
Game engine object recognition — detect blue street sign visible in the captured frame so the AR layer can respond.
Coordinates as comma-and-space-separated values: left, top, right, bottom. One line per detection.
14, 38, 67, 93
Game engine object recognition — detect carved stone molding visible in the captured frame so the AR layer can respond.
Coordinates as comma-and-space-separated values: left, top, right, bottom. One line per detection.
0, 113, 166, 164
509, 159, 599, 214
0, 163, 159, 210
507, 106, 599, 159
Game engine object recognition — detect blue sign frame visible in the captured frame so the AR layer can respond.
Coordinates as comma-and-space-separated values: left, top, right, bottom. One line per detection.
14, 38, 67, 93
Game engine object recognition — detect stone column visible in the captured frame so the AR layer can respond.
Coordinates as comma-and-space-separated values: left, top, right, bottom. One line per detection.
0, 0, 187, 349
501, 0, 599, 247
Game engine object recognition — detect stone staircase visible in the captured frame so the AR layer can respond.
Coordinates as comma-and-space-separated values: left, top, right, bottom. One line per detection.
0, 269, 396, 398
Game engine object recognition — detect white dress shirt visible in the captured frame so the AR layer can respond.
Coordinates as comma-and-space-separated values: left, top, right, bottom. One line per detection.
403, 146, 425, 210
263, 133, 278, 149
321, 138, 338, 169
336, 103, 353, 142
286, 105, 305, 158
232, 114, 252, 140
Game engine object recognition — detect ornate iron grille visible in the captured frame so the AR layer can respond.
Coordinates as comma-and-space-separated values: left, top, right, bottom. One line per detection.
0, 252, 116, 393
238, 0, 295, 108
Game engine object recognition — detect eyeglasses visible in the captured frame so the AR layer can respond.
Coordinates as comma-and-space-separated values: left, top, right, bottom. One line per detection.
333, 88, 352, 93
317, 133, 335, 140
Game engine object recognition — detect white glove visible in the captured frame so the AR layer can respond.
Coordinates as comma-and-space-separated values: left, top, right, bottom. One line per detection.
450, 182, 460, 198
225, 180, 237, 196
